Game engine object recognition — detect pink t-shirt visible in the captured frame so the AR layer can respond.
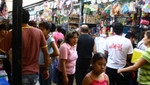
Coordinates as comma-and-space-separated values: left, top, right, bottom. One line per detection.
57, 43, 78, 74
52, 32, 64, 46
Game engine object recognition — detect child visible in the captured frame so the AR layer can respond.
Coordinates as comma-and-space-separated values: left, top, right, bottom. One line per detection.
82, 53, 109, 85
57, 39, 64, 48
39, 22, 59, 85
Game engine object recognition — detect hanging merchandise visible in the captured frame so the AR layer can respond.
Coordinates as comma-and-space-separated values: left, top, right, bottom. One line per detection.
41, 1, 53, 21
61, 0, 73, 17
111, 2, 121, 16
91, 0, 96, 4
142, 3, 150, 13
120, 3, 129, 14
103, 4, 112, 15
140, 13, 150, 25
129, 2, 137, 14
109, 0, 115, 2
102, 0, 108, 3
90, 4, 98, 11
143, 0, 150, 3
0, 0, 8, 19
97, 0, 102, 3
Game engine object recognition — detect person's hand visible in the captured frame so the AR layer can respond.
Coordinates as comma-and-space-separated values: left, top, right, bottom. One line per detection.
63, 76, 68, 85
117, 69, 121, 74
43, 70, 49, 80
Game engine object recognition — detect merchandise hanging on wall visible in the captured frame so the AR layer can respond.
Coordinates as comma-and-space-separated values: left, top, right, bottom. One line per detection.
61, 0, 73, 17
41, 1, 53, 21
0, 0, 8, 19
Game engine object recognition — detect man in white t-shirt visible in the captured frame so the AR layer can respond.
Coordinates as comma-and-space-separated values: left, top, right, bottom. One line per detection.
104, 22, 133, 85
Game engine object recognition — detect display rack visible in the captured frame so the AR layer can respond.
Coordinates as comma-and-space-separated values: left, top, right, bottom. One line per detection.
68, 3, 81, 31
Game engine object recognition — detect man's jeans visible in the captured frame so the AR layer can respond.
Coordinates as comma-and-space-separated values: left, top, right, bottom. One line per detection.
22, 74, 39, 85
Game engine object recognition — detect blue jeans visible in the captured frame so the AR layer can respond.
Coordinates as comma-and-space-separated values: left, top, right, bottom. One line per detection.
39, 65, 52, 85
22, 74, 39, 85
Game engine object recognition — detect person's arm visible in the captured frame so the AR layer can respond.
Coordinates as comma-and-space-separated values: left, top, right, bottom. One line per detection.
93, 41, 97, 54
61, 59, 68, 85
126, 54, 133, 66
50, 42, 60, 57
41, 47, 50, 80
82, 75, 92, 85
118, 57, 147, 73
105, 74, 110, 85
127, 54, 132, 59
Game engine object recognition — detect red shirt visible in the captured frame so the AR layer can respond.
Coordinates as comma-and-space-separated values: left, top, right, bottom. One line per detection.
0, 27, 47, 74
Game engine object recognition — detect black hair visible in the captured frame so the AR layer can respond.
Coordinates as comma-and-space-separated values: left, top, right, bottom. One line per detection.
146, 30, 150, 39
92, 53, 106, 64
22, 9, 30, 23
28, 20, 37, 27
0, 24, 6, 31
56, 24, 63, 32
61, 28, 66, 36
50, 23, 56, 32
64, 31, 79, 44
125, 31, 136, 39
113, 22, 124, 35
39, 22, 51, 31
57, 39, 64, 47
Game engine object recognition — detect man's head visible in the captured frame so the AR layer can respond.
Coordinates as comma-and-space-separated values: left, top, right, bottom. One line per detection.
113, 22, 123, 35
22, 9, 30, 24
80, 25, 89, 33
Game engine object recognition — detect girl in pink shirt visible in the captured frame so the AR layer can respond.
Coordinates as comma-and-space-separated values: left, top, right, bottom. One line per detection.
82, 53, 109, 85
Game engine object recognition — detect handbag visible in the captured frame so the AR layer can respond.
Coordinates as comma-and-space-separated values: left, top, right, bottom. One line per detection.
140, 19, 150, 25
0, 77, 10, 85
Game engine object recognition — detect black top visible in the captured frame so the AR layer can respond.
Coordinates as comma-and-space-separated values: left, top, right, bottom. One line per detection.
77, 34, 94, 59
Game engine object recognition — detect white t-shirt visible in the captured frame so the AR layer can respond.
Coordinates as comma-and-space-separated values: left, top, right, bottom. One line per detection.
95, 37, 106, 54
104, 35, 133, 69
137, 40, 147, 51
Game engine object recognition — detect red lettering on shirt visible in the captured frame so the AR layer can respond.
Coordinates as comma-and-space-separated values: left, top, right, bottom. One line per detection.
109, 43, 122, 51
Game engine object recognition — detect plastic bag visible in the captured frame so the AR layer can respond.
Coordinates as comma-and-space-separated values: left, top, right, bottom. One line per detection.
103, 4, 112, 15
120, 3, 129, 14
129, 2, 136, 14
0, 77, 10, 85
140, 19, 150, 25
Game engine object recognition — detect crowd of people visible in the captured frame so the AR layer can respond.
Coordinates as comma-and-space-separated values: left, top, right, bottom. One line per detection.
0, 8, 150, 85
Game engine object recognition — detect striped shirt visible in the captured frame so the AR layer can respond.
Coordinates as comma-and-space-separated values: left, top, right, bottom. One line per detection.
137, 48, 150, 84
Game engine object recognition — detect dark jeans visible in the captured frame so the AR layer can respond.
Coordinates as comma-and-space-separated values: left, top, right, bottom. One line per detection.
106, 67, 130, 85
39, 65, 52, 85
75, 58, 91, 85
56, 69, 74, 85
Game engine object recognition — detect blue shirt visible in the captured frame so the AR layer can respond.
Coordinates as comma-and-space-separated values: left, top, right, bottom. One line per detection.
39, 36, 55, 65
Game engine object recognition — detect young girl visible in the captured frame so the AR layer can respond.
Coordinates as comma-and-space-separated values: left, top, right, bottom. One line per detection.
118, 30, 150, 85
39, 22, 59, 85
82, 53, 109, 85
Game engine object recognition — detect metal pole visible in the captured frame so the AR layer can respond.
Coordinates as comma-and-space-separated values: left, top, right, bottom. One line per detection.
12, 0, 22, 84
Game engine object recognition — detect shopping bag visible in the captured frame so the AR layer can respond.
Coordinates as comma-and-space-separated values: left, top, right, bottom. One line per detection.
140, 19, 150, 25
0, 77, 10, 85
120, 3, 129, 14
